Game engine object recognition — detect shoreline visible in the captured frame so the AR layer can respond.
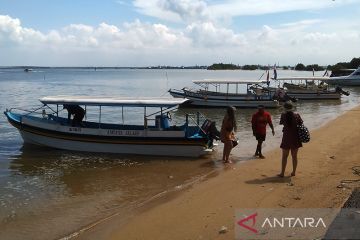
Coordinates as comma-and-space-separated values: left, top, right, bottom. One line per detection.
77, 105, 360, 239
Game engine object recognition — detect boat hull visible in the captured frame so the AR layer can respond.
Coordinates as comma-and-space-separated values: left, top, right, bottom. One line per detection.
326, 79, 360, 86
286, 92, 341, 100
5, 112, 212, 157
19, 130, 209, 157
169, 90, 279, 108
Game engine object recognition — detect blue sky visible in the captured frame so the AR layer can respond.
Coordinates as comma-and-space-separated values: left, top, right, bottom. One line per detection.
1, 0, 360, 66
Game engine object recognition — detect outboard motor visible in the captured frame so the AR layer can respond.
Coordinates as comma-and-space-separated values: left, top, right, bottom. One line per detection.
335, 86, 350, 96
201, 119, 220, 148
273, 90, 297, 102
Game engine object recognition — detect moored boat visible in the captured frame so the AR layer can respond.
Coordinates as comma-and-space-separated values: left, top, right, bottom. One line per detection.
273, 77, 349, 100
169, 79, 279, 108
327, 67, 360, 86
4, 96, 218, 157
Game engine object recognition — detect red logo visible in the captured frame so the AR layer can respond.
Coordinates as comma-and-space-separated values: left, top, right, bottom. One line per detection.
237, 213, 258, 233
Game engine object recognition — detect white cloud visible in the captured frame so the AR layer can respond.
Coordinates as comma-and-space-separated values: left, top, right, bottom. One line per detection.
0, 14, 360, 66
185, 21, 246, 47
133, 0, 359, 23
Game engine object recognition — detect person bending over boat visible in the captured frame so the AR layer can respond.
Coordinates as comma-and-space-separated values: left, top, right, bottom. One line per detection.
251, 105, 274, 159
220, 106, 237, 164
63, 104, 85, 127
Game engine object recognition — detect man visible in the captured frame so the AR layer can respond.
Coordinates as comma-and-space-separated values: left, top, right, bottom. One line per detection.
63, 104, 85, 127
251, 105, 275, 158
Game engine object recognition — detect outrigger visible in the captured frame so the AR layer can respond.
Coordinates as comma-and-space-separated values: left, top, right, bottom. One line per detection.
169, 79, 279, 108
4, 96, 218, 157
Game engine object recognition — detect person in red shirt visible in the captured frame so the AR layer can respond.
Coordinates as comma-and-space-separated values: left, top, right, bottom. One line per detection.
251, 105, 275, 158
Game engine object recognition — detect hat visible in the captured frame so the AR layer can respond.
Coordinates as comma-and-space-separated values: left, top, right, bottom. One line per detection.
283, 101, 294, 111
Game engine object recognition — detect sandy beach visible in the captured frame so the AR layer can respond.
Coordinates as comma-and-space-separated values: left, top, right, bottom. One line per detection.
74, 105, 360, 240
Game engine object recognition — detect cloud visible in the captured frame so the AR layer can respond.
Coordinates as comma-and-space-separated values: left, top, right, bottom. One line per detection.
185, 21, 246, 47
133, 0, 358, 23
1, 14, 360, 66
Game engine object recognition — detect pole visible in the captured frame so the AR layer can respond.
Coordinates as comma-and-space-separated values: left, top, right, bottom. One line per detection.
99, 106, 101, 129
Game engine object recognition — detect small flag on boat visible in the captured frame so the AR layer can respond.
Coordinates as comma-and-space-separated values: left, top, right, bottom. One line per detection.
323, 69, 328, 77
273, 64, 277, 80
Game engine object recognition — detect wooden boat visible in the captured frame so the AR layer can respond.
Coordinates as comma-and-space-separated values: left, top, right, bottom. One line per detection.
273, 77, 349, 100
169, 79, 279, 108
4, 96, 217, 157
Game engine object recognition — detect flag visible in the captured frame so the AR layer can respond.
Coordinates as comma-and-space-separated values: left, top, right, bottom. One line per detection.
273, 64, 277, 80
323, 69, 328, 77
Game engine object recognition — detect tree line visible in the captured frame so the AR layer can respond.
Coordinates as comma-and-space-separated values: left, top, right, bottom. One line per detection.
208, 57, 360, 71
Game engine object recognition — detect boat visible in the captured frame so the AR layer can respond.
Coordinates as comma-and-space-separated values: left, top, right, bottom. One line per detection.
169, 79, 279, 108
271, 77, 349, 100
24, 68, 33, 72
327, 67, 360, 86
4, 96, 218, 157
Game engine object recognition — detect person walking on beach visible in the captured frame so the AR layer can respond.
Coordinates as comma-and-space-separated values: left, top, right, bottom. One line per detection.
251, 105, 275, 158
220, 106, 237, 164
278, 102, 303, 177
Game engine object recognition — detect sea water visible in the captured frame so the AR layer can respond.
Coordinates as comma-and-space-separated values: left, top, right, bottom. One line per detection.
0, 68, 359, 239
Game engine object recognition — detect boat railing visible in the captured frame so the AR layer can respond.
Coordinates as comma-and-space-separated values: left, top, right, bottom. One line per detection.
185, 112, 208, 136
7, 104, 61, 117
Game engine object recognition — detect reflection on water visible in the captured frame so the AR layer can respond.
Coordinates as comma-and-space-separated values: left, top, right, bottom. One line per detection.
1, 145, 220, 240
1, 69, 360, 239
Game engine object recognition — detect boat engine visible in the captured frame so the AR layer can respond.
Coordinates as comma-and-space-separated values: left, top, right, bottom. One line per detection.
273, 90, 297, 102
201, 119, 220, 148
335, 86, 350, 96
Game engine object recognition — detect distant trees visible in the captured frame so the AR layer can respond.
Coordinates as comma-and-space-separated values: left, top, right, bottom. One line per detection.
207, 63, 241, 70
207, 58, 360, 71
295, 63, 324, 71
329, 57, 360, 71
242, 65, 258, 70
295, 63, 306, 71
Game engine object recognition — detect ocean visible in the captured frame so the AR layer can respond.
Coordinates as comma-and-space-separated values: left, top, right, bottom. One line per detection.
0, 68, 359, 239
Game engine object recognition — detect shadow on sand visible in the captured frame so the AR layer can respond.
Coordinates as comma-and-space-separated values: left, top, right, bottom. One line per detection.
245, 175, 292, 184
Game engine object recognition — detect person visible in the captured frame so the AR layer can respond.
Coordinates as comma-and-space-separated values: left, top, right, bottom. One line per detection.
220, 106, 237, 163
251, 105, 275, 158
63, 104, 85, 127
278, 102, 303, 177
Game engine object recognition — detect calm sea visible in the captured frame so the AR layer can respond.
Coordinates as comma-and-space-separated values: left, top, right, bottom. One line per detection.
0, 68, 359, 239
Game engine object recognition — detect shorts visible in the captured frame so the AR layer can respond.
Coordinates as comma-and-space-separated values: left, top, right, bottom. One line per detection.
255, 133, 266, 141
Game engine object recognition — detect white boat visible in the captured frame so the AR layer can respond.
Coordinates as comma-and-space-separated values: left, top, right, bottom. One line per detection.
4, 96, 217, 157
327, 67, 360, 86
273, 77, 349, 100
169, 79, 279, 108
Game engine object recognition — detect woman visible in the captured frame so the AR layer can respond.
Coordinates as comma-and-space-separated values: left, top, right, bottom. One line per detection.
220, 106, 237, 163
278, 102, 303, 177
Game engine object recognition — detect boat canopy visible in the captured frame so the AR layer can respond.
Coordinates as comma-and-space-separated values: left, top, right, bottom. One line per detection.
275, 77, 330, 81
40, 96, 188, 107
193, 79, 267, 84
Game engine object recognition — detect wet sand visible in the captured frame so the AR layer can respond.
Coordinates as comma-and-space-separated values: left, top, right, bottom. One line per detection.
78, 105, 360, 240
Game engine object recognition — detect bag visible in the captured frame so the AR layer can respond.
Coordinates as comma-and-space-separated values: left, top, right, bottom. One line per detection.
297, 124, 310, 143
232, 134, 239, 147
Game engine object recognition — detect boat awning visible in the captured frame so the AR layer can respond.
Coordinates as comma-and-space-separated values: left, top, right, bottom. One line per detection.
193, 79, 267, 84
276, 77, 330, 81
40, 96, 188, 107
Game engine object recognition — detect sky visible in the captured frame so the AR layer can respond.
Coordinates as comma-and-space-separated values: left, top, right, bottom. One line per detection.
1, 0, 360, 66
